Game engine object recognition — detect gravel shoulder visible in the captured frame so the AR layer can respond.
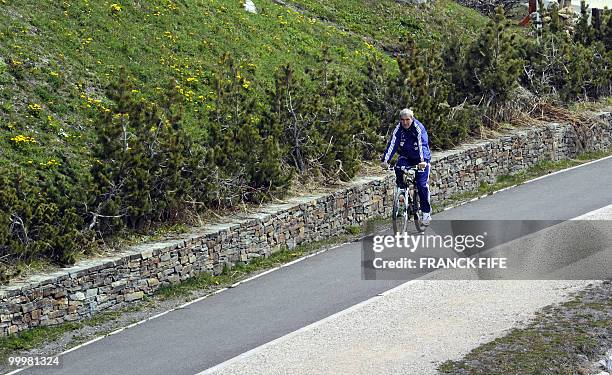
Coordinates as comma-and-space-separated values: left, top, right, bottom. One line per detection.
201, 280, 597, 375
439, 281, 612, 375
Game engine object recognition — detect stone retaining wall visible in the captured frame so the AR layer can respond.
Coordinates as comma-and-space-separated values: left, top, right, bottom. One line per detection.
1, 113, 610, 336
430, 114, 612, 200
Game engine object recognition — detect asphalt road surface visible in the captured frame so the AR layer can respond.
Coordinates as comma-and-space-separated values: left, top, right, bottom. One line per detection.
16, 156, 612, 375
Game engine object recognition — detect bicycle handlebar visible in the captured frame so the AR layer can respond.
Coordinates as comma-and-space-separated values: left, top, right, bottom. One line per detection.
384, 163, 425, 172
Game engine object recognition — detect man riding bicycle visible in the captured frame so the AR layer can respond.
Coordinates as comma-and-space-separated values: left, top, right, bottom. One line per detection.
380, 108, 432, 225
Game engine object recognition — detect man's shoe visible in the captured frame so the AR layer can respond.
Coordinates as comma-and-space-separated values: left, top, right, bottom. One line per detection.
422, 212, 432, 226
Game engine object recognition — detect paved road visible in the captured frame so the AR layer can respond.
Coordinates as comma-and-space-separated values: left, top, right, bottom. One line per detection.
204, 204, 612, 375
18, 156, 612, 375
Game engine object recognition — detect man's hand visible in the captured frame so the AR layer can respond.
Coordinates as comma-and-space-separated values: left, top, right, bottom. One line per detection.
417, 161, 427, 171
380, 161, 389, 170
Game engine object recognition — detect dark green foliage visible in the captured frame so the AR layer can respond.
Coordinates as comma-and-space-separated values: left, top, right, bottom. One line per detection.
396, 37, 476, 149
520, 2, 611, 102
442, 37, 468, 107
193, 54, 291, 206
587, 8, 611, 54
156, 86, 190, 218
318, 98, 364, 180
306, 51, 363, 180
519, 3, 570, 98
606, 11, 612, 51
561, 3, 611, 100
359, 36, 478, 151
574, 0, 594, 46
399, 38, 448, 148
361, 55, 407, 138
265, 64, 311, 174
592, 10, 612, 98
348, 93, 385, 162
562, 42, 594, 101
464, 7, 522, 108
0, 165, 87, 267
264, 51, 373, 182
89, 70, 189, 232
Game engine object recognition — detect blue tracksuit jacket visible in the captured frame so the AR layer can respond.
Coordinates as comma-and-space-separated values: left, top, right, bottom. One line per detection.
381, 119, 431, 165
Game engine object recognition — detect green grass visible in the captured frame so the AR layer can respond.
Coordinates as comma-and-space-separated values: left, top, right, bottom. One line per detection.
568, 96, 612, 112
345, 225, 362, 235
0, 323, 81, 359
0, 0, 374, 174
363, 215, 392, 234
439, 331, 598, 374
0, 0, 488, 178
282, 0, 488, 48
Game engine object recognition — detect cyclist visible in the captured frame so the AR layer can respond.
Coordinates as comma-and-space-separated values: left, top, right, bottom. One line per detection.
380, 108, 432, 225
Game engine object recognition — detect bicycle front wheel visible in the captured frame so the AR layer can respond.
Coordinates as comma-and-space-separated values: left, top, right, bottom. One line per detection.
392, 191, 409, 234
412, 188, 424, 233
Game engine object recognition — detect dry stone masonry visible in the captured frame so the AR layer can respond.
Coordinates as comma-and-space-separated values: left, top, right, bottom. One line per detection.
429, 114, 612, 200
1, 112, 610, 336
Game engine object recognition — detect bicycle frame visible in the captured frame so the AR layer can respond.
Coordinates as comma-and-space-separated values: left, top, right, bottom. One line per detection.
391, 165, 424, 234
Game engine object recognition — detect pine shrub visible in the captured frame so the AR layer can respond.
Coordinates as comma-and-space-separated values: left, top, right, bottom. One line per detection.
465, 7, 522, 110
89, 70, 189, 232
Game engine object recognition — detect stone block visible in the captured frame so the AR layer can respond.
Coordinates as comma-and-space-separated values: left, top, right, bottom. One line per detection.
8, 325, 18, 335
125, 291, 144, 302
31, 309, 41, 321
21, 303, 34, 313
70, 292, 86, 301
111, 280, 127, 289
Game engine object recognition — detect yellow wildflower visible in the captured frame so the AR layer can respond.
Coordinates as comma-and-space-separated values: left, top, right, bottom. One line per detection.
10, 135, 37, 144
110, 3, 122, 14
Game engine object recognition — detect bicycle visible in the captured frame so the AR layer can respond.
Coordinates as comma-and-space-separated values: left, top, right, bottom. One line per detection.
387, 164, 425, 234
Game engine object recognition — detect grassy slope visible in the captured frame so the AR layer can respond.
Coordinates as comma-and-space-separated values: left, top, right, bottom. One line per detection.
282, 0, 487, 47
0, 0, 487, 177
0, 0, 368, 173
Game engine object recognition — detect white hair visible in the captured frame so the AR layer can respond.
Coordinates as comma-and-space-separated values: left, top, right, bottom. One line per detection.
399, 108, 414, 119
